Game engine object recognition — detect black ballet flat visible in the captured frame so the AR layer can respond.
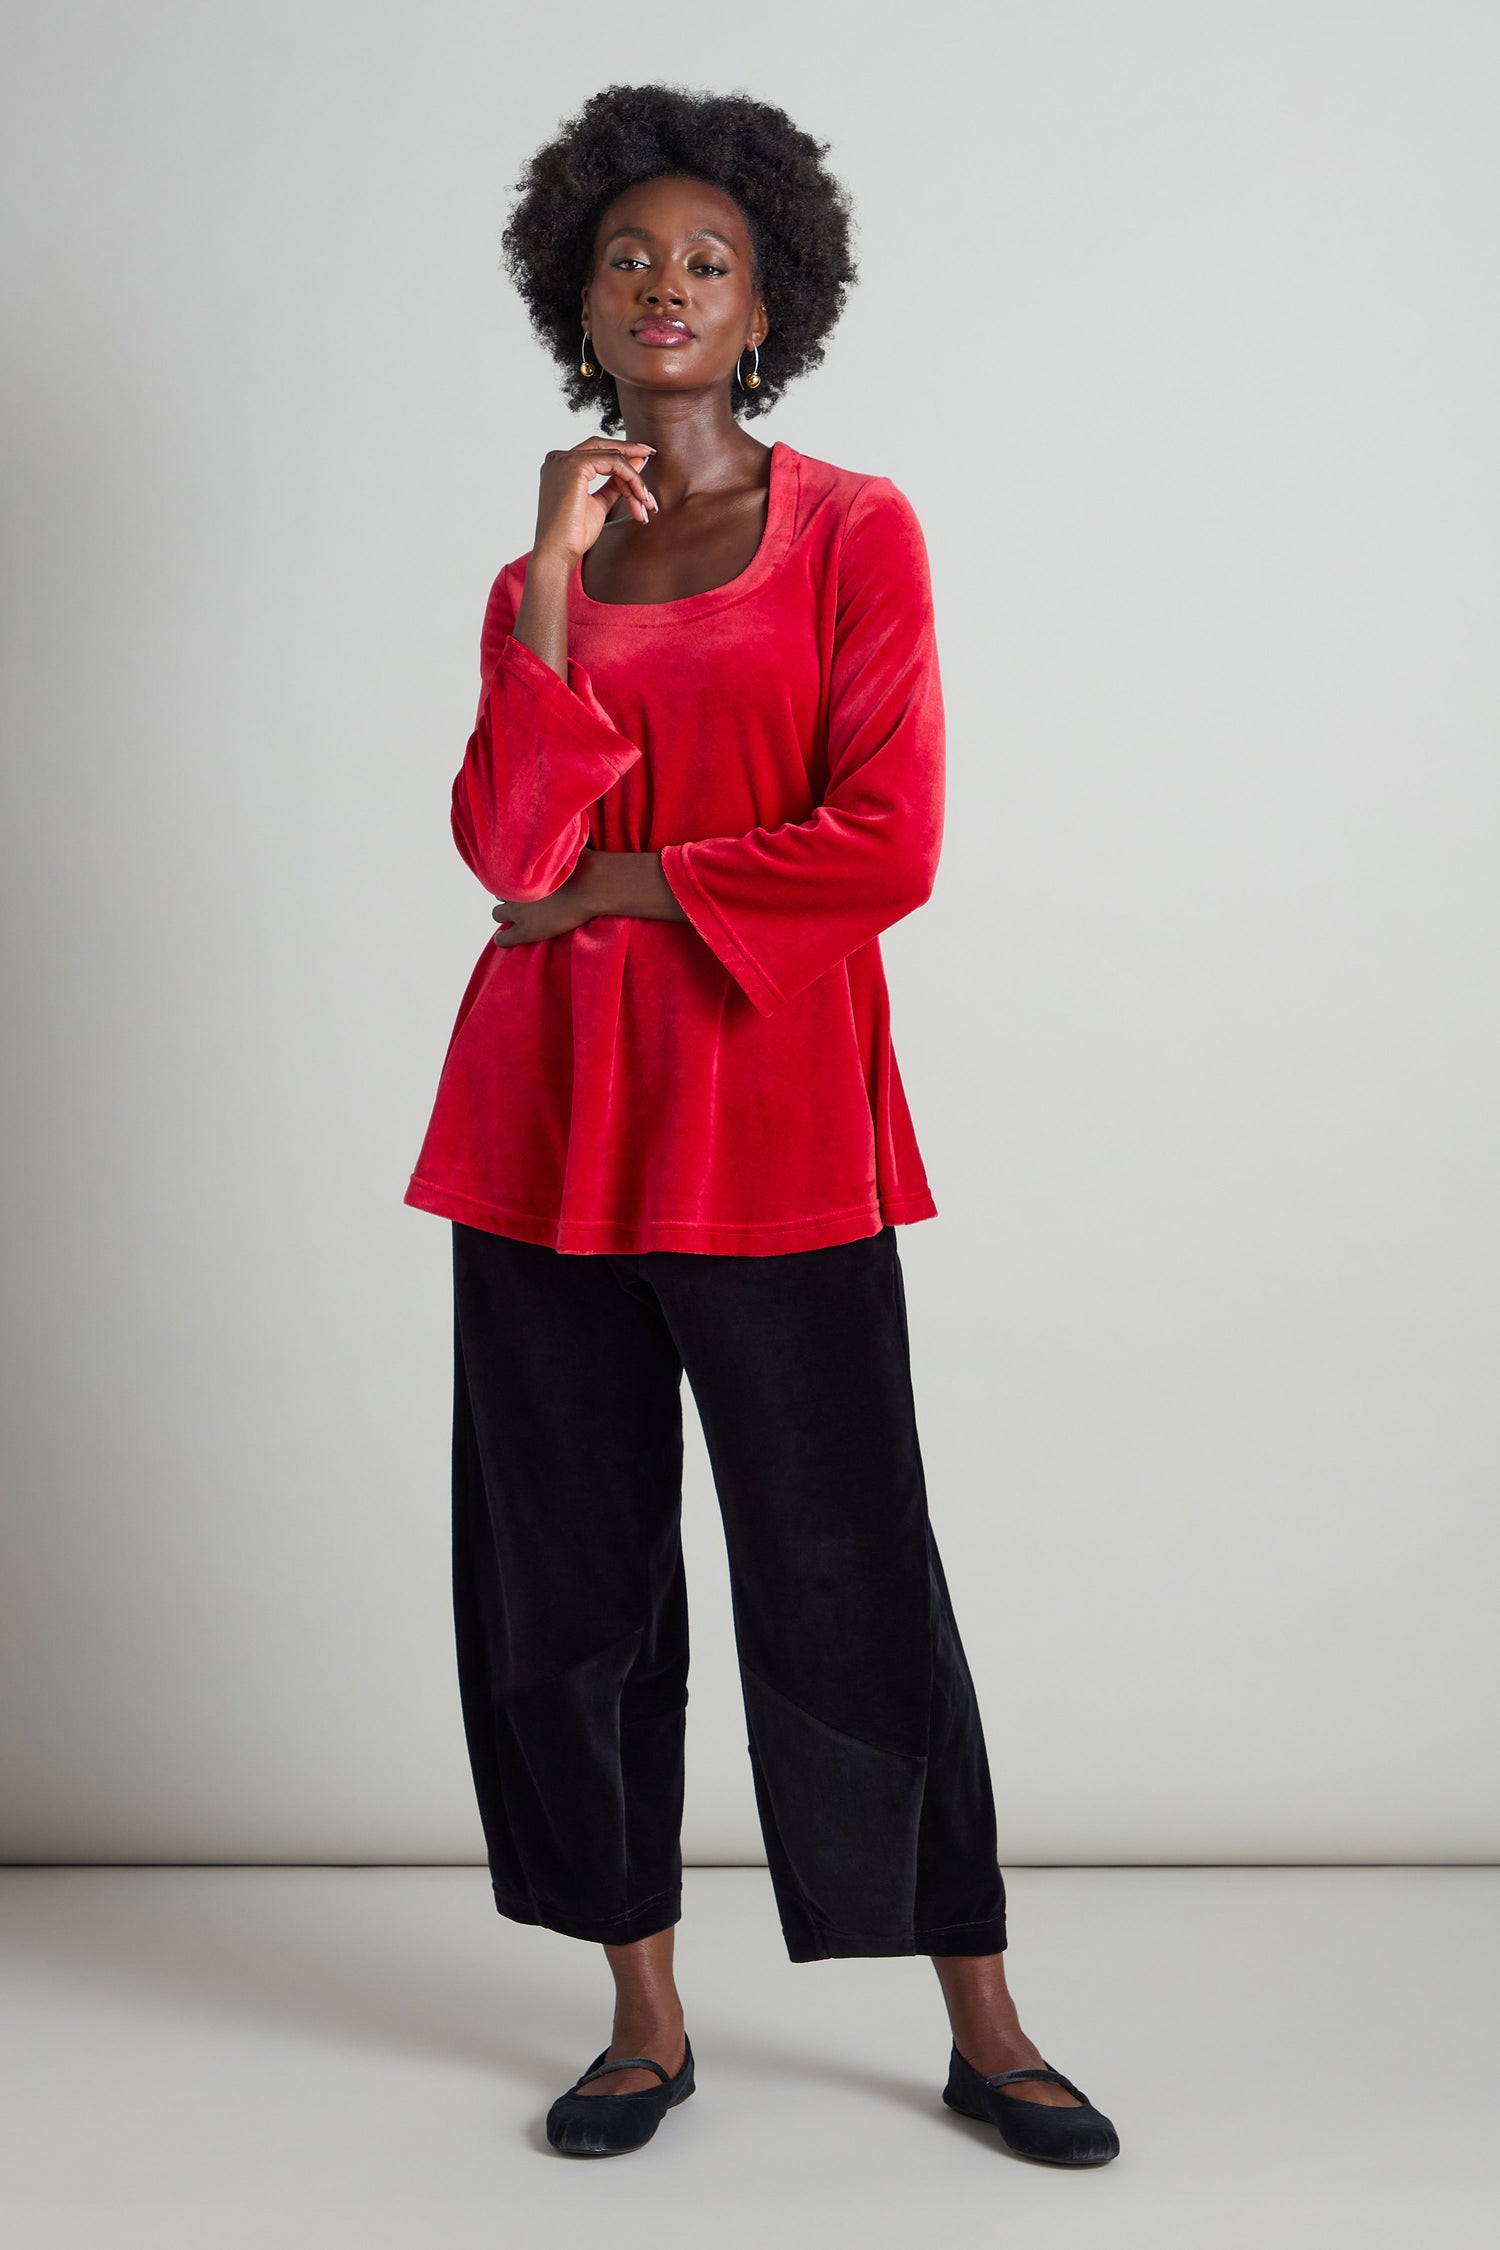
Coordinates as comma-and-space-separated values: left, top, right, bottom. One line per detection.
544, 2036, 695, 2157
942, 2043, 1120, 2166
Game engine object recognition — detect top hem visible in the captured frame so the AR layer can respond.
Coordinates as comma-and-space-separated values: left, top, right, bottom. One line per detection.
403, 1173, 937, 1256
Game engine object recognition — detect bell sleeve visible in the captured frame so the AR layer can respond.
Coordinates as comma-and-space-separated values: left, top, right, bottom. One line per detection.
449, 563, 644, 901
658, 476, 946, 1018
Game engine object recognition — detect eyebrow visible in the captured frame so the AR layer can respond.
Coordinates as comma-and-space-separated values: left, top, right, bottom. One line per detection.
602, 225, 738, 252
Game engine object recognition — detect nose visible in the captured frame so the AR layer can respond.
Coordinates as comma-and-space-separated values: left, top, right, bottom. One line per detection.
643, 273, 684, 306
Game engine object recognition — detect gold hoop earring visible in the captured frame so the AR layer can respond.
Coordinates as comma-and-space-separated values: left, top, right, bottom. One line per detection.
736, 342, 762, 391
579, 331, 596, 377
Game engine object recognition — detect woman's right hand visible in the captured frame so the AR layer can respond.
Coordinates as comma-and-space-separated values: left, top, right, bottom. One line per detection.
533, 436, 659, 565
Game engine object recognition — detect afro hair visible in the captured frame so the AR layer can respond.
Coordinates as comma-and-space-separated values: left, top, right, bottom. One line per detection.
500, 82, 858, 431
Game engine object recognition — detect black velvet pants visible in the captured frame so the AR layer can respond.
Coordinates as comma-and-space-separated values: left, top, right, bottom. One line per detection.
450, 1219, 1008, 1964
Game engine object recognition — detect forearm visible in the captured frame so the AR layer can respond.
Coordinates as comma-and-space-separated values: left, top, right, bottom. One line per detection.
511, 549, 575, 680
572, 848, 689, 922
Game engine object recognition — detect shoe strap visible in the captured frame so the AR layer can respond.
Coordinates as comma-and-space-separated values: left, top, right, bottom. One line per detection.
573, 2049, 676, 2091
982, 2062, 1088, 2103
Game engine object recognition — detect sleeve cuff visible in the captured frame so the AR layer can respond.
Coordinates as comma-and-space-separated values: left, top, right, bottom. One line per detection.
494, 634, 643, 773
660, 842, 785, 1018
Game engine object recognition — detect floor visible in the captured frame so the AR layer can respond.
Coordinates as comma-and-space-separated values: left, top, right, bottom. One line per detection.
2, 1865, 1495, 2249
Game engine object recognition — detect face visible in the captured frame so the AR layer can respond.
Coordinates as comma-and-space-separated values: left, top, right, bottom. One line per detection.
581, 174, 768, 403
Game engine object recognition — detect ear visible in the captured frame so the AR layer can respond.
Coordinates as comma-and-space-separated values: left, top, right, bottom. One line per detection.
750, 296, 770, 351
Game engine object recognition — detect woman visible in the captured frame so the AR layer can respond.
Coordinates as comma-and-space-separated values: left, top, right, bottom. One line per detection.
405, 83, 1119, 2168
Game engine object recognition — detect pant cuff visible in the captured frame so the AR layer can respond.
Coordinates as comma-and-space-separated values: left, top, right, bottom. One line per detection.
780, 1912, 1008, 1963
491, 1882, 682, 1947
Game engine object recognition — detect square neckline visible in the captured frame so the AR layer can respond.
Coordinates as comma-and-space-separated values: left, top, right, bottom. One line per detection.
572, 440, 797, 624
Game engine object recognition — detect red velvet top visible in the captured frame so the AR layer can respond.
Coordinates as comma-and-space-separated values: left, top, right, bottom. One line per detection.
403, 440, 945, 1256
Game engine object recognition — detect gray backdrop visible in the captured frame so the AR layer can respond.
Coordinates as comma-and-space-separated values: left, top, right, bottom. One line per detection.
3, 0, 1496, 1865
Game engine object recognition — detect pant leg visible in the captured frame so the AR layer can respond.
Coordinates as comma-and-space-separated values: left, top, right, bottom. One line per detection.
640, 1225, 1008, 1964
450, 1221, 689, 1945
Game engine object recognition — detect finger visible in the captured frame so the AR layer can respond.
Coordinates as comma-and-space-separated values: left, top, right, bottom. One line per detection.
601, 463, 659, 523
575, 439, 655, 465
578, 444, 658, 498
582, 435, 655, 455
617, 463, 659, 509
615, 475, 655, 525
577, 450, 655, 488
587, 471, 656, 526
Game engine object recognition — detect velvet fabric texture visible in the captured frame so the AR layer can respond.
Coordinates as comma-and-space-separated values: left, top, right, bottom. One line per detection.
451, 1217, 1008, 1964
405, 441, 945, 1255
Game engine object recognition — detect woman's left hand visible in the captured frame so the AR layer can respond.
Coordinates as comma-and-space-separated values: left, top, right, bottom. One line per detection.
492, 850, 598, 947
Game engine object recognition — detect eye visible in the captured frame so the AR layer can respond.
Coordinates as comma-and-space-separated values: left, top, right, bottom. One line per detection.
693, 261, 727, 276
610, 255, 650, 270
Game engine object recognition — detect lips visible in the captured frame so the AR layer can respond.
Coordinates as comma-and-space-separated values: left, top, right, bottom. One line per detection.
630, 319, 692, 346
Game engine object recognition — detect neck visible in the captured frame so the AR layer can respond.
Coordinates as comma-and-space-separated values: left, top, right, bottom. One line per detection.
612, 390, 770, 504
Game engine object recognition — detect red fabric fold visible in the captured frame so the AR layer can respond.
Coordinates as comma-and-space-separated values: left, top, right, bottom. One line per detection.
451, 629, 643, 901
